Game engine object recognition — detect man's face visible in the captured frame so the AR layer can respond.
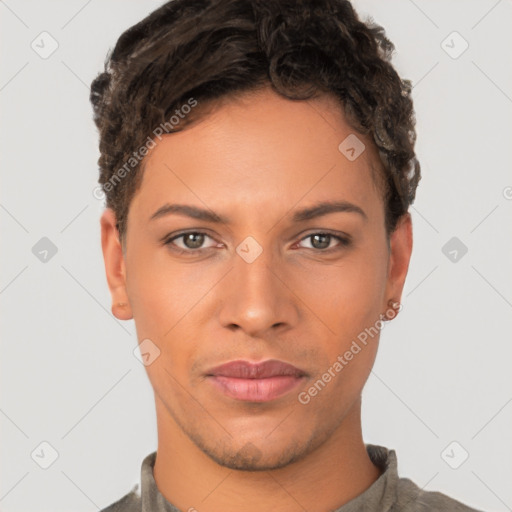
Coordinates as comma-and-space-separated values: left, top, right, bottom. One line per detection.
102, 87, 411, 471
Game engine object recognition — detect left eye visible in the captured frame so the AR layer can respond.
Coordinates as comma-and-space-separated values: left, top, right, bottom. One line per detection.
297, 233, 350, 251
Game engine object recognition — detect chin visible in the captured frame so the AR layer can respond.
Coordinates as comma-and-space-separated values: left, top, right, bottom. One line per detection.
209, 446, 302, 471
198, 436, 317, 472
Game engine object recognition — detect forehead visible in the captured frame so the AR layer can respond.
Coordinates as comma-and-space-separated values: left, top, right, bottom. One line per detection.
129, 88, 384, 226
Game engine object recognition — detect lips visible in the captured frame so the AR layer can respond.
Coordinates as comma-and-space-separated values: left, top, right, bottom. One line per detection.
205, 359, 306, 402
207, 359, 306, 379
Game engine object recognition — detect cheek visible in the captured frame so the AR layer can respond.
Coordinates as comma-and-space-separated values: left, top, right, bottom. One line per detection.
294, 242, 389, 346
125, 244, 207, 335
125, 248, 213, 384
301, 259, 386, 406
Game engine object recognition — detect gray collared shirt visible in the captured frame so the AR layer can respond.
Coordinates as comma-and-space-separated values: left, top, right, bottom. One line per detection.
100, 444, 483, 511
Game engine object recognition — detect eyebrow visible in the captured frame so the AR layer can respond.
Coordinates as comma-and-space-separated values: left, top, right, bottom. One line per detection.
149, 200, 367, 224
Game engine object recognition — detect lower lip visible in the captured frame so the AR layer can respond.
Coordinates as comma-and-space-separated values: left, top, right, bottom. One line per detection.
207, 375, 304, 402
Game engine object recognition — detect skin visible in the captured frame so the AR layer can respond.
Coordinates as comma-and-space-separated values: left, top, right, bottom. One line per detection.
100, 86, 413, 512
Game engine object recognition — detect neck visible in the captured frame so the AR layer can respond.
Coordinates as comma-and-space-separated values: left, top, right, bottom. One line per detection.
153, 397, 382, 512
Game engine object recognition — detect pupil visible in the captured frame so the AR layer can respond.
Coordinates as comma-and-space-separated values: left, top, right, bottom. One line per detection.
312, 234, 330, 249
185, 233, 204, 249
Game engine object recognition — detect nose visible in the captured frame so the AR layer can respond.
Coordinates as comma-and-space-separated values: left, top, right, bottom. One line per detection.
218, 246, 299, 338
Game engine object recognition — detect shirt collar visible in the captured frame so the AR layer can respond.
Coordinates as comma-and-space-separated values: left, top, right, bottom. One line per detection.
140, 444, 398, 512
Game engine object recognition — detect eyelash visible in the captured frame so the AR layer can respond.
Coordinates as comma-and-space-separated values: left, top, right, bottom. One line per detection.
163, 230, 351, 255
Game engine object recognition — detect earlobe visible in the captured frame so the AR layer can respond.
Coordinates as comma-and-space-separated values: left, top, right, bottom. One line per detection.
100, 208, 133, 320
383, 212, 413, 311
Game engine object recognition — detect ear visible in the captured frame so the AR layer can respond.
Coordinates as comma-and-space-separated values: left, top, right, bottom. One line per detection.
100, 208, 133, 320
383, 212, 413, 307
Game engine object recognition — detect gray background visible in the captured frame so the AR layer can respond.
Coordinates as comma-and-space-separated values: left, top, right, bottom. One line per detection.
1, 0, 511, 511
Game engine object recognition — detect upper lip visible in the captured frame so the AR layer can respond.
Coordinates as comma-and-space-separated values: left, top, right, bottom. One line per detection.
206, 359, 306, 379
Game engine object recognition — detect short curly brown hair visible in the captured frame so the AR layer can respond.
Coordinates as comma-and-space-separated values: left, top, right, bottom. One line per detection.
90, 0, 421, 245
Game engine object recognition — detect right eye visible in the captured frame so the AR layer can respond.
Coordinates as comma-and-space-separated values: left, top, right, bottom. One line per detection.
164, 231, 219, 253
